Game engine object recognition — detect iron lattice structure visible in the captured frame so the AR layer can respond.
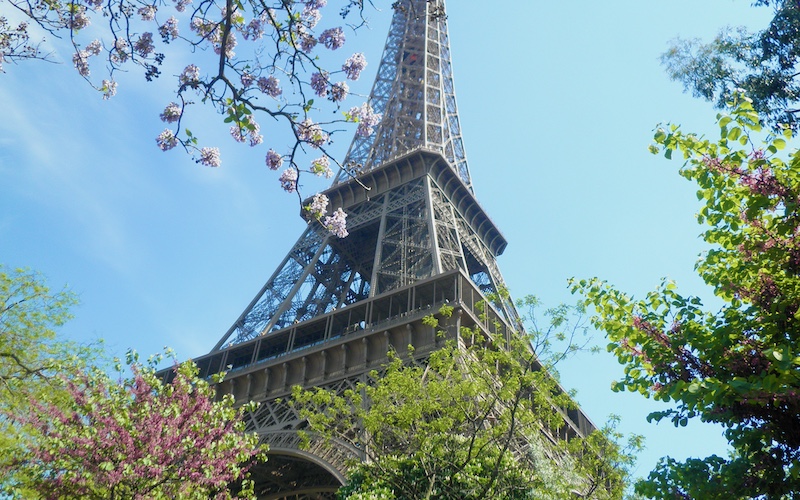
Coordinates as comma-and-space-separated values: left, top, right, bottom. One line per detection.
187, 1, 595, 498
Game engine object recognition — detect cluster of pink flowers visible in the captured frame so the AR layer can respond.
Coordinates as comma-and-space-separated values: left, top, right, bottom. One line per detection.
300, 32, 317, 53
343, 53, 367, 80
101, 79, 117, 99
134, 32, 155, 57
158, 17, 179, 41
198, 147, 221, 167
179, 64, 200, 86
265, 149, 283, 170
160, 102, 181, 123
156, 129, 177, 151
134, 5, 157, 22
348, 102, 381, 136
302, 0, 326, 27
111, 39, 129, 63
72, 39, 103, 77
72, 51, 91, 77
330, 81, 348, 102
173, 0, 191, 12
310, 71, 329, 97
306, 193, 329, 219
215, 31, 237, 58
229, 115, 263, 147
12, 359, 263, 499
138, 5, 156, 20
86, 40, 102, 55
323, 207, 348, 238
243, 12, 269, 40
67, 6, 90, 30
279, 168, 298, 192
319, 27, 345, 50
297, 119, 328, 148
257, 75, 281, 97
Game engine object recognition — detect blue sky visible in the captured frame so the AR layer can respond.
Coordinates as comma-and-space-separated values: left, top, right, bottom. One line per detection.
0, 0, 777, 485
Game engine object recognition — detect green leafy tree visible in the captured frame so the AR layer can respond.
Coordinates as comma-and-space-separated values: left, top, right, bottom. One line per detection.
662, 0, 800, 130
293, 302, 640, 500
575, 94, 800, 498
4, 351, 267, 499
0, 266, 98, 490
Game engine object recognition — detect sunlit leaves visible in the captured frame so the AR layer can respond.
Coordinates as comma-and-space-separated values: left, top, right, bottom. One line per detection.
576, 95, 800, 498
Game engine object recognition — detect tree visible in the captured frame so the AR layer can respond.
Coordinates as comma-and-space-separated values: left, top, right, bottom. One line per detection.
575, 94, 800, 498
1, 0, 384, 235
293, 302, 640, 500
3, 350, 267, 499
661, 0, 800, 130
0, 266, 99, 491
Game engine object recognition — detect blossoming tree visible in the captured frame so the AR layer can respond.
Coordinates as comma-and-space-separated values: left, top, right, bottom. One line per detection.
3, 350, 267, 499
576, 94, 800, 498
1, 0, 383, 237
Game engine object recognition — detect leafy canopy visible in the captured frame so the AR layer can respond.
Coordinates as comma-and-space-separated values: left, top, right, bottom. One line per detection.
575, 94, 800, 498
4, 350, 268, 499
662, 0, 800, 130
293, 303, 640, 500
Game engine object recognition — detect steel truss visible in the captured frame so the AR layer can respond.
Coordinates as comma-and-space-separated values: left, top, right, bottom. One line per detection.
190, 0, 594, 497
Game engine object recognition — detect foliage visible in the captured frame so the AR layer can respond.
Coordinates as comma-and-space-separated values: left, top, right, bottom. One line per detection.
3, 349, 267, 499
574, 94, 800, 498
293, 304, 639, 499
1, 0, 386, 234
0, 266, 99, 491
661, 0, 800, 130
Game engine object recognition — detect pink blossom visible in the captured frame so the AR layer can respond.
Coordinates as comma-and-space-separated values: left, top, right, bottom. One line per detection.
159, 17, 179, 41
68, 7, 90, 30
319, 27, 345, 50
138, 5, 156, 20
310, 71, 329, 97
348, 102, 381, 136
230, 115, 262, 147
323, 208, 348, 238
279, 168, 298, 192
257, 75, 281, 97
342, 53, 366, 80
300, 33, 317, 53
297, 119, 328, 148
179, 64, 200, 86
160, 102, 182, 123
101, 80, 117, 99
199, 147, 221, 167
330, 81, 348, 102
265, 149, 283, 170
86, 39, 102, 56
111, 39, 129, 63
134, 32, 154, 57
73, 51, 90, 77
156, 130, 177, 151
306, 193, 329, 219
174, 0, 191, 12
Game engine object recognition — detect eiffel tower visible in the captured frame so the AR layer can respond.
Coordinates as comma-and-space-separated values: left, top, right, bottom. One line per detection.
188, 1, 595, 497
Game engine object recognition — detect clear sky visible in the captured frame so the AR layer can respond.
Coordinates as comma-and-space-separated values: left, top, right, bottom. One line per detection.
0, 0, 777, 486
